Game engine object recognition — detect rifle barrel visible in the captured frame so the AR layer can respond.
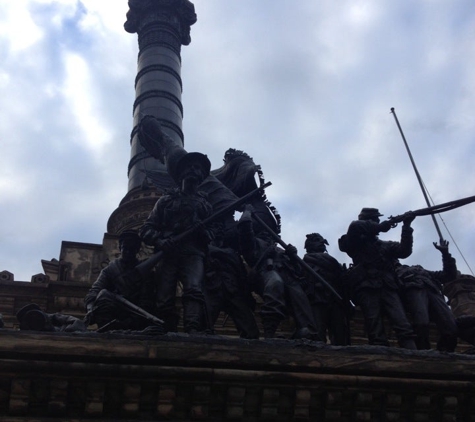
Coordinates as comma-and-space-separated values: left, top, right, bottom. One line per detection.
111, 292, 164, 325
388, 194, 475, 223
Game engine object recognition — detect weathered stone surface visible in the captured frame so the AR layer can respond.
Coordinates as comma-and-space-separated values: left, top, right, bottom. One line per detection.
30, 273, 50, 284
0, 331, 474, 420
0, 270, 14, 282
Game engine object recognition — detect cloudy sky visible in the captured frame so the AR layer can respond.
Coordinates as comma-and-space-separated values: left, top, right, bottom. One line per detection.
1, 0, 474, 281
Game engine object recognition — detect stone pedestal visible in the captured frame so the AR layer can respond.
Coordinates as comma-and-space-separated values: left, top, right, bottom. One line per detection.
0, 331, 473, 421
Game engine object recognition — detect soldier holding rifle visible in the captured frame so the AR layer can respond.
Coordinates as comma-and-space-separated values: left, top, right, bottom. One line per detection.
303, 233, 350, 345
237, 205, 319, 340
204, 226, 260, 339
84, 230, 157, 332
137, 115, 275, 336
340, 208, 417, 349
139, 138, 215, 335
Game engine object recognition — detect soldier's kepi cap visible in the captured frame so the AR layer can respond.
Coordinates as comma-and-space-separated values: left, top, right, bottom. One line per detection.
119, 230, 141, 245
305, 233, 329, 245
358, 207, 384, 220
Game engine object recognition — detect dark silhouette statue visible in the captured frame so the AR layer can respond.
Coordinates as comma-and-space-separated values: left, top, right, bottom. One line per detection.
340, 207, 417, 349
138, 116, 281, 336
396, 240, 458, 352
303, 233, 350, 345
237, 205, 319, 340
142, 142, 280, 252
84, 230, 156, 331
204, 226, 260, 339
443, 271, 475, 347
17, 303, 87, 332
139, 117, 215, 334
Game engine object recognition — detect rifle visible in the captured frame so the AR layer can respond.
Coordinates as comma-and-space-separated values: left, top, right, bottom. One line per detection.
99, 289, 164, 327
135, 181, 272, 275
386, 193, 475, 226
250, 212, 352, 313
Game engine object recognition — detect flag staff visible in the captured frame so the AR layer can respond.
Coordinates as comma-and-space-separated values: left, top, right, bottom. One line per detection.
390, 107, 445, 243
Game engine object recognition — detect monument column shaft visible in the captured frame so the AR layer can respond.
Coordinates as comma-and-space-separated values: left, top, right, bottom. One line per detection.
107, 0, 196, 235
125, 0, 196, 192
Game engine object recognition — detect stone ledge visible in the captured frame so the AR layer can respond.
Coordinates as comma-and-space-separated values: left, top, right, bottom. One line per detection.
1, 330, 474, 378
0, 331, 474, 421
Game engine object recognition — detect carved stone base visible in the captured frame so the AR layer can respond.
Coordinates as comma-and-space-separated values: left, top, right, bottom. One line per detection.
0, 331, 473, 421
107, 186, 162, 235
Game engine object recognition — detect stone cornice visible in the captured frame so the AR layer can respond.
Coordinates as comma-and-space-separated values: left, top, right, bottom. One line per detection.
1, 331, 474, 378
0, 332, 474, 420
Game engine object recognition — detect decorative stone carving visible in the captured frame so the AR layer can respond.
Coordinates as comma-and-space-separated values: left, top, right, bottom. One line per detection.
0, 270, 14, 283
31, 273, 50, 284
124, 0, 197, 46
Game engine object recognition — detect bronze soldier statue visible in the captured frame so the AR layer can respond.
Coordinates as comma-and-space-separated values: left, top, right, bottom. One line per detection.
17, 303, 87, 333
442, 266, 475, 347
84, 230, 156, 331
237, 205, 319, 340
139, 143, 215, 335
340, 207, 417, 349
204, 226, 260, 339
303, 233, 350, 345
396, 240, 458, 352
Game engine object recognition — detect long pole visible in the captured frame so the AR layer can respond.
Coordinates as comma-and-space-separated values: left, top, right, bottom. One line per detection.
390, 107, 445, 243
250, 212, 345, 305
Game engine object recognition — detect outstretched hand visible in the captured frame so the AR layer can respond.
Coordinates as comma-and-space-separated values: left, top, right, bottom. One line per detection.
433, 239, 449, 253
403, 211, 416, 225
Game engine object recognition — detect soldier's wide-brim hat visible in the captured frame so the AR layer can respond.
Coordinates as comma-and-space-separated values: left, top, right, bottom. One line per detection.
167, 148, 211, 184
20, 309, 50, 331
16, 303, 42, 321
358, 207, 383, 220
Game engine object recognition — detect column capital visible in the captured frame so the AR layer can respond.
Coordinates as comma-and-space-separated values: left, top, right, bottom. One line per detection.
124, 0, 197, 45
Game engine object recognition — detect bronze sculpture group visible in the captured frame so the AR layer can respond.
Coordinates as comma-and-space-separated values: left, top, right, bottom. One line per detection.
76, 116, 475, 353
17, 115, 473, 354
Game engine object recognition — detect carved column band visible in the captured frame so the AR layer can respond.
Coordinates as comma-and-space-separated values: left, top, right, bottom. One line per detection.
124, 0, 196, 192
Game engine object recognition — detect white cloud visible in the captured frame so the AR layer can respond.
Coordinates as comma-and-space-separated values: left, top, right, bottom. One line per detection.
1, 0, 475, 281
79, 0, 130, 33
0, 70, 10, 89
0, 172, 31, 201
0, 2, 44, 52
62, 52, 112, 159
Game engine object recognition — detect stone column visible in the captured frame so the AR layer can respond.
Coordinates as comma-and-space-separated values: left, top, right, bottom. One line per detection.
107, 0, 196, 234
125, 0, 196, 192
